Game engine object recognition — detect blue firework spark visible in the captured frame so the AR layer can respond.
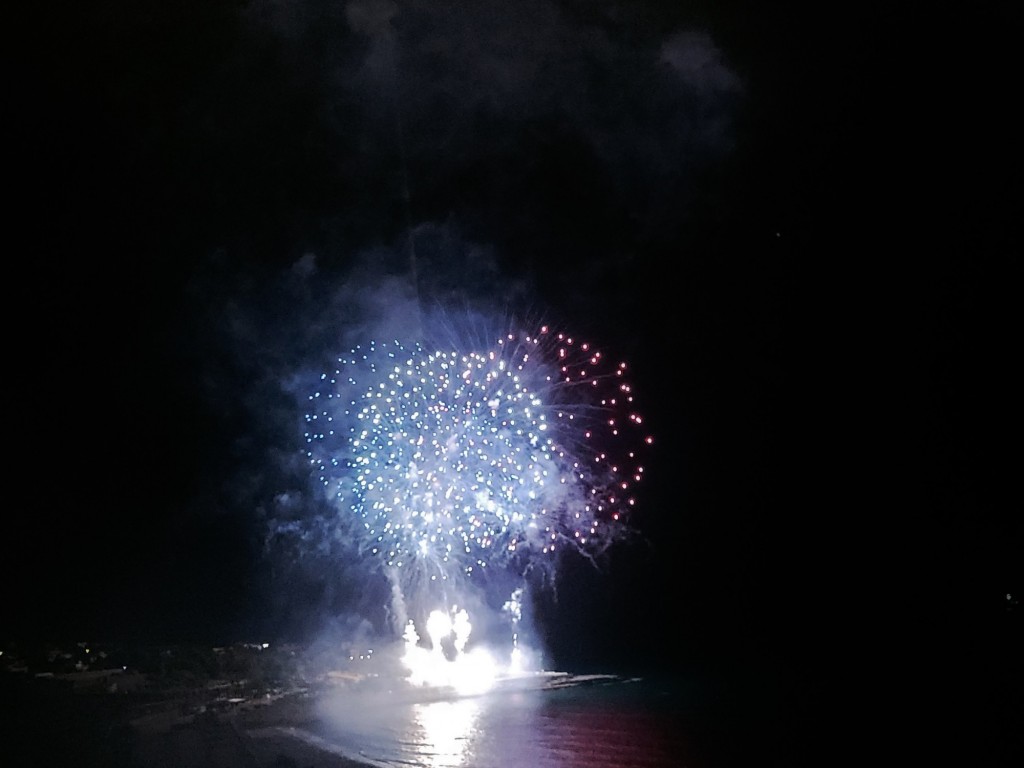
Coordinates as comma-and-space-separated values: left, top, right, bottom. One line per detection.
303, 325, 652, 609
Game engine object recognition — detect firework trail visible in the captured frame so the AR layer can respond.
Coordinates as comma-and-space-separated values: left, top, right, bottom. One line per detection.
302, 321, 652, 639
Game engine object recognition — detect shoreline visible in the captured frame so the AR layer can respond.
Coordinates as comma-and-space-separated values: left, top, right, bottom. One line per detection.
248, 725, 385, 768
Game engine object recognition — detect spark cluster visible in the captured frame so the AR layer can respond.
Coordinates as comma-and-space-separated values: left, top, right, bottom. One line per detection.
303, 325, 652, 608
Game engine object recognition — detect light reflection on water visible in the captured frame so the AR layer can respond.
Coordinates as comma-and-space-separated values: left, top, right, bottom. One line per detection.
412, 698, 483, 768
311, 677, 692, 768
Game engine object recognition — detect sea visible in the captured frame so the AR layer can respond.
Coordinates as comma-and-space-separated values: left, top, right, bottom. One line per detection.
253, 671, 812, 768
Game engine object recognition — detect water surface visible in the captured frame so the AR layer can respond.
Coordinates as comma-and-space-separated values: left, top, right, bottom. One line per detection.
302, 674, 703, 768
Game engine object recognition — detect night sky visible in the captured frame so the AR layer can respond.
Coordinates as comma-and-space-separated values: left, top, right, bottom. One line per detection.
5, 0, 1021, 738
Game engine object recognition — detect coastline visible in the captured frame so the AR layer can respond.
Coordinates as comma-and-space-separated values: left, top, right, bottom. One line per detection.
131, 692, 380, 768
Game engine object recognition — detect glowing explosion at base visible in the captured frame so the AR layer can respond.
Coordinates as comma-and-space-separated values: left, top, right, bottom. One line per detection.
302, 323, 652, 683
401, 607, 500, 696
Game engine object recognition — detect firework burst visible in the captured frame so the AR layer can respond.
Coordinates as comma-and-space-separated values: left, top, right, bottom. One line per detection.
303, 323, 652, 628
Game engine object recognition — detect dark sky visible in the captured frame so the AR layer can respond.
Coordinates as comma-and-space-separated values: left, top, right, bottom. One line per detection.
5, 0, 1021, 711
